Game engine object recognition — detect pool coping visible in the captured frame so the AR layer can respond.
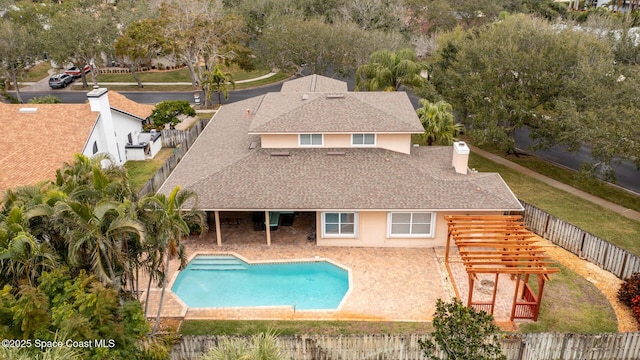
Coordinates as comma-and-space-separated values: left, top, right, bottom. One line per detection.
167, 251, 354, 313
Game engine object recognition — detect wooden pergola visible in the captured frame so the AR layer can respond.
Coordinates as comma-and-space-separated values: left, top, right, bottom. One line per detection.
444, 215, 559, 321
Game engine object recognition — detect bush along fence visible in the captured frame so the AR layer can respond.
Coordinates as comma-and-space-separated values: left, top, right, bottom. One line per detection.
519, 200, 640, 280
137, 119, 208, 197
171, 333, 640, 360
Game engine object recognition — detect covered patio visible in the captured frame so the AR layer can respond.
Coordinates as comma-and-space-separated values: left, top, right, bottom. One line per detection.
205, 211, 317, 246
444, 215, 559, 321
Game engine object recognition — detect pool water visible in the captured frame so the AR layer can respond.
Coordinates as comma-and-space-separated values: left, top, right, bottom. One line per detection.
171, 255, 350, 310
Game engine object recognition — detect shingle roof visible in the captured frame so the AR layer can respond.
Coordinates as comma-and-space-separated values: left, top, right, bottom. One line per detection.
248, 92, 424, 133
108, 91, 154, 120
158, 94, 522, 211
0, 103, 97, 192
280, 74, 349, 93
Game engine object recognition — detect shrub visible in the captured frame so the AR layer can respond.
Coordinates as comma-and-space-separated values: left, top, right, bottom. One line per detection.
618, 272, 640, 306
419, 298, 506, 360
28, 95, 61, 104
631, 295, 640, 325
149, 100, 196, 129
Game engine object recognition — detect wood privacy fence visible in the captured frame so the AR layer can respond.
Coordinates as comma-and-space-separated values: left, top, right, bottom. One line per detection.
171, 333, 640, 360
137, 119, 208, 197
519, 200, 640, 280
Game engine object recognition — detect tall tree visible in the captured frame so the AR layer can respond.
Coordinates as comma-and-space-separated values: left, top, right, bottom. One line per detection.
257, 14, 405, 77
355, 48, 424, 91
46, 0, 118, 88
429, 14, 617, 156
0, 19, 41, 103
140, 186, 206, 334
114, 19, 166, 88
157, 0, 245, 88
416, 99, 464, 146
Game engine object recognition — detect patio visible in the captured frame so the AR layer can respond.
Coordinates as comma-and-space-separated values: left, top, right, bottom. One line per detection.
142, 213, 536, 324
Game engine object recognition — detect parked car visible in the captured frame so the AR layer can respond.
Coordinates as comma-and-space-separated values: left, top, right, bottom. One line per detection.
64, 64, 91, 78
48, 73, 74, 89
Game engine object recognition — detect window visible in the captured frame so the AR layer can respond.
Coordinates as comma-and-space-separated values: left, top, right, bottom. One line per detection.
299, 134, 323, 146
322, 212, 357, 237
92, 141, 98, 155
388, 212, 434, 237
352, 133, 375, 146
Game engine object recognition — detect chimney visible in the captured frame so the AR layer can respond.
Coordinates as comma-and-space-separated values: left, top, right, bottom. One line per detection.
452, 141, 470, 174
87, 87, 121, 164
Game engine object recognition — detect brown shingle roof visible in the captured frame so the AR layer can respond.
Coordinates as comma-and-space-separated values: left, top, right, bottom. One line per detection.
108, 91, 154, 120
248, 92, 424, 133
158, 96, 522, 211
280, 74, 349, 93
0, 103, 97, 192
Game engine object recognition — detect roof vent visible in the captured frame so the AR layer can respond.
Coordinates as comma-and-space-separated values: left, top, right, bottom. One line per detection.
19, 108, 37, 114
326, 94, 345, 99
302, 94, 309, 100
326, 151, 345, 156
249, 142, 257, 150
270, 151, 290, 156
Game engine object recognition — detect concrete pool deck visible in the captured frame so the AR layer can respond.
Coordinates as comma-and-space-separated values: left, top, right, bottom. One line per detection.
142, 233, 529, 324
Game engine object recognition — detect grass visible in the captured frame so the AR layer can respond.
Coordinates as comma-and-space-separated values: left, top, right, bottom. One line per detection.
518, 264, 617, 333
23, 61, 52, 81
479, 146, 640, 212
123, 148, 173, 192
180, 320, 433, 336
469, 153, 640, 256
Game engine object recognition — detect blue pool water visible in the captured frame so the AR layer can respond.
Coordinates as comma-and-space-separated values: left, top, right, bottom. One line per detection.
171, 255, 350, 310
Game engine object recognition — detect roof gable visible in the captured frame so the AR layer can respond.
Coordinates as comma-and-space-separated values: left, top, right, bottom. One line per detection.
107, 91, 154, 120
280, 74, 349, 93
248, 92, 424, 133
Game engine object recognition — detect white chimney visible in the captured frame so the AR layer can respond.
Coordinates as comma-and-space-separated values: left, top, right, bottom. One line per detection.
452, 141, 470, 175
87, 87, 121, 164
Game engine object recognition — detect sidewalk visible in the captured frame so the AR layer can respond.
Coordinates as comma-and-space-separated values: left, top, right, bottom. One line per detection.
20, 72, 278, 89
470, 145, 640, 222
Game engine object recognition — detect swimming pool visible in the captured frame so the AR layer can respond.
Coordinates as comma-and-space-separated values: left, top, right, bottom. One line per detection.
171, 255, 350, 310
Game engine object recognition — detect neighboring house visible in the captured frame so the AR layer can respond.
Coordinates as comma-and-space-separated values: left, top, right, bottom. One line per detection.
158, 75, 523, 248
0, 88, 161, 193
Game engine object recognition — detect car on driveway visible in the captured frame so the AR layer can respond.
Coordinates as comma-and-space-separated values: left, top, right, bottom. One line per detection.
64, 64, 91, 78
48, 73, 74, 89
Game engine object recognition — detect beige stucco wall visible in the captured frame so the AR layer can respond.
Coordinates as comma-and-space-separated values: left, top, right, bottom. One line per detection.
376, 134, 411, 154
261, 133, 412, 153
316, 210, 504, 248
261, 134, 298, 148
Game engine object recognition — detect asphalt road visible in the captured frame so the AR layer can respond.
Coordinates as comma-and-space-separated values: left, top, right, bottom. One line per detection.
16, 80, 639, 194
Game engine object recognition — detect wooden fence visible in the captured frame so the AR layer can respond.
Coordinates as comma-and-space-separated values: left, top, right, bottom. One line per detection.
137, 119, 208, 197
519, 200, 640, 280
171, 333, 640, 360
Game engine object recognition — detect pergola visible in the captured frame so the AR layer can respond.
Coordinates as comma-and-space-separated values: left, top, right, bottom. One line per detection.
444, 215, 559, 321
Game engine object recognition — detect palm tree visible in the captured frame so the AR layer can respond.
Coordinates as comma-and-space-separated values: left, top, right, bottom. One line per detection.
0, 232, 58, 287
355, 48, 425, 92
53, 199, 144, 290
140, 186, 206, 334
416, 99, 465, 146
201, 65, 236, 106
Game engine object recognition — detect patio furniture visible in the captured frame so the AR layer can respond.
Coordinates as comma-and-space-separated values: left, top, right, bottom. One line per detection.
280, 211, 295, 226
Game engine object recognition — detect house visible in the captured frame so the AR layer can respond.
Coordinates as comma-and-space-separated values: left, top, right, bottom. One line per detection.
0, 88, 161, 193
157, 75, 523, 248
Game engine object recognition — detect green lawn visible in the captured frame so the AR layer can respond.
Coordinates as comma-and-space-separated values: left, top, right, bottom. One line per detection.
180, 320, 433, 336
478, 146, 640, 212
23, 61, 52, 81
470, 153, 640, 256
123, 148, 173, 192
518, 264, 617, 333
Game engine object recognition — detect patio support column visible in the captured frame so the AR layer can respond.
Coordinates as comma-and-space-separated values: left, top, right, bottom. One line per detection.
214, 211, 221, 246
467, 274, 474, 308
510, 274, 522, 321
265, 210, 271, 246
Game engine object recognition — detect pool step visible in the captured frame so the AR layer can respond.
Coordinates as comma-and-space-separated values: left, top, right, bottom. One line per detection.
190, 265, 247, 271
190, 256, 247, 271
